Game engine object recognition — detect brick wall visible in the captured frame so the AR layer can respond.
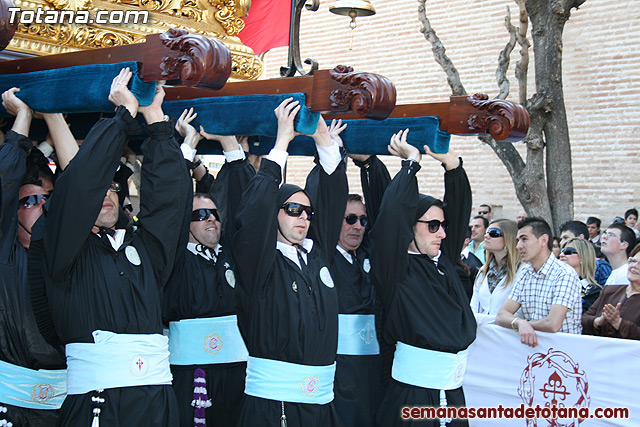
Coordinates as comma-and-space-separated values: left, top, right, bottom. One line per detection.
256, 0, 640, 227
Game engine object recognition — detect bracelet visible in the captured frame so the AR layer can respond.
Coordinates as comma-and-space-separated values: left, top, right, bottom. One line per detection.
510, 317, 519, 331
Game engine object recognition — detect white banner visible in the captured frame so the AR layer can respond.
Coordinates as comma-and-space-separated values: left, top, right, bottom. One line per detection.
463, 315, 639, 427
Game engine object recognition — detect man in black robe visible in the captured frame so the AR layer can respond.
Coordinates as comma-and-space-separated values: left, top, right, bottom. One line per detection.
369, 129, 476, 426
40, 68, 189, 426
0, 88, 76, 427
232, 98, 347, 426
163, 108, 255, 426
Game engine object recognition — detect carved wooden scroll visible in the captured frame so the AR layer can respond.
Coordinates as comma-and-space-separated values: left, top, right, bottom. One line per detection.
0, 29, 232, 90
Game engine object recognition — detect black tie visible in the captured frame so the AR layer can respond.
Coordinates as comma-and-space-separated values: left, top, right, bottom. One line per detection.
294, 244, 307, 267
98, 227, 115, 238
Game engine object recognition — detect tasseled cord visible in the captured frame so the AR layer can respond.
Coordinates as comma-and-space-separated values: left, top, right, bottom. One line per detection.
1, 404, 14, 427
439, 389, 451, 426
280, 401, 287, 427
191, 368, 212, 427
90, 390, 105, 427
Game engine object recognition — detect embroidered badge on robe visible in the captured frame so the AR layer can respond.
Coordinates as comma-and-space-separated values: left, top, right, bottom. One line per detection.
225, 270, 236, 288
363, 258, 371, 273
125, 246, 141, 266
319, 267, 334, 288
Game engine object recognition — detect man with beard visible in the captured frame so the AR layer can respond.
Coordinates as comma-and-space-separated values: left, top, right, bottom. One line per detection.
40, 68, 189, 426
1, 88, 77, 427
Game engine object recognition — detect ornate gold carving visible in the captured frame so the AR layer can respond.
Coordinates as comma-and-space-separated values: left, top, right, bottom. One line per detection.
45, 0, 91, 11
16, 22, 142, 49
230, 52, 262, 80
208, 0, 247, 36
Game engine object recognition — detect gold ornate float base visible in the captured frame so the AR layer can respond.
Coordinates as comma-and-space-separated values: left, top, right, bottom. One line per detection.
6, 0, 262, 80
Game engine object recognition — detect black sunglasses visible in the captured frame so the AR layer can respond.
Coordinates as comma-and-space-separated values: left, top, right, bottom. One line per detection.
281, 202, 314, 220
486, 228, 503, 238
478, 210, 489, 215
19, 194, 49, 209
344, 214, 369, 227
561, 247, 578, 256
191, 208, 220, 222
417, 219, 448, 233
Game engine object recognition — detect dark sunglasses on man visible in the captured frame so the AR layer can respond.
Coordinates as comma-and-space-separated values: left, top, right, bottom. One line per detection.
416, 219, 448, 233
19, 194, 49, 209
478, 210, 489, 215
344, 214, 369, 227
191, 208, 220, 222
281, 202, 314, 220
486, 228, 503, 238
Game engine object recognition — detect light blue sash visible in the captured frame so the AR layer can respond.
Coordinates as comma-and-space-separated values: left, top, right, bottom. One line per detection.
0, 360, 66, 410
392, 342, 468, 390
244, 356, 336, 404
336, 314, 380, 356
65, 330, 172, 395
167, 315, 248, 365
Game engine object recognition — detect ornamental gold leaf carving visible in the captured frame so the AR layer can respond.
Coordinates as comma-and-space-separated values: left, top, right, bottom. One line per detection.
209, 0, 249, 35
45, 0, 91, 11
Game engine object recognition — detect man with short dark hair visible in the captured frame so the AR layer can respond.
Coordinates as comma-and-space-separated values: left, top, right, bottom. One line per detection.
586, 216, 601, 244
477, 204, 492, 221
601, 223, 636, 286
467, 215, 488, 263
496, 217, 582, 347
559, 220, 589, 247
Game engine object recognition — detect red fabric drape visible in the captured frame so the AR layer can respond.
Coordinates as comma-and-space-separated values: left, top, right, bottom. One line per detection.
238, 0, 292, 55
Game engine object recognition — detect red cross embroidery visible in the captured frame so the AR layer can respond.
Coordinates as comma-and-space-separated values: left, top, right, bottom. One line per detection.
136, 359, 144, 370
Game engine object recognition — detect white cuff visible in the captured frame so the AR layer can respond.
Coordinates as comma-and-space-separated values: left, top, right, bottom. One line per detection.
316, 141, 341, 175
224, 146, 246, 163
180, 143, 197, 162
267, 148, 289, 186
37, 141, 54, 158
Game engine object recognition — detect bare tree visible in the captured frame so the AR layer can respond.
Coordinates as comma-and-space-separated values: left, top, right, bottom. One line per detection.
418, 0, 586, 232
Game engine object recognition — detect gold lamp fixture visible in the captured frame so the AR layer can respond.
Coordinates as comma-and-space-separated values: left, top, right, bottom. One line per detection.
329, 0, 376, 50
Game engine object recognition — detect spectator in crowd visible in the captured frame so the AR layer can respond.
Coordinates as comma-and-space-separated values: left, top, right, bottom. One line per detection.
552, 236, 561, 258
601, 223, 636, 286
582, 243, 640, 340
232, 99, 347, 426
477, 204, 493, 221
162, 108, 255, 426
587, 216, 602, 245
559, 237, 602, 313
369, 129, 475, 427
40, 69, 188, 426
559, 220, 611, 286
624, 208, 640, 240
559, 220, 589, 248
1, 88, 78, 426
470, 219, 523, 315
468, 215, 488, 264
496, 217, 582, 347
516, 209, 528, 224
460, 225, 482, 286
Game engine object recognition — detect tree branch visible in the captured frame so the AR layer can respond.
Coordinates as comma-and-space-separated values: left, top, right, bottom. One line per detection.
514, 0, 530, 105
496, 6, 517, 100
417, 0, 466, 96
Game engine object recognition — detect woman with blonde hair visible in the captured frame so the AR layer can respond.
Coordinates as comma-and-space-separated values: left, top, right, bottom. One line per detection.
559, 237, 601, 312
470, 219, 523, 315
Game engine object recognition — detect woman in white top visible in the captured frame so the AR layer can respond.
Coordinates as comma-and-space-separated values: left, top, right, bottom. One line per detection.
559, 237, 601, 313
470, 219, 522, 315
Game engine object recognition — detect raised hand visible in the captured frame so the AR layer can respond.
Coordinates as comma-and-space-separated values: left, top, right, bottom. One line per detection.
199, 126, 240, 152
108, 67, 138, 118
139, 80, 166, 124
175, 108, 203, 149
388, 128, 421, 162
423, 144, 460, 171
328, 119, 347, 147
273, 97, 301, 151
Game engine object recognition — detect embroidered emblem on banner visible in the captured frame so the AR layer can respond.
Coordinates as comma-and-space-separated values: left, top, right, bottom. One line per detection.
363, 258, 371, 273
225, 270, 236, 288
518, 349, 590, 427
319, 267, 334, 288
31, 384, 54, 404
301, 375, 319, 396
204, 334, 223, 354
129, 354, 149, 377
125, 245, 141, 266
359, 322, 376, 344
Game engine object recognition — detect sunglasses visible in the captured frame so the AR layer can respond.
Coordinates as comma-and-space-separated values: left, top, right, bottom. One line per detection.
19, 194, 49, 209
344, 214, 369, 227
109, 182, 121, 193
561, 247, 578, 256
191, 208, 220, 222
478, 210, 489, 215
417, 219, 448, 233
281, 202, 314, 220
486, 228, 503, 238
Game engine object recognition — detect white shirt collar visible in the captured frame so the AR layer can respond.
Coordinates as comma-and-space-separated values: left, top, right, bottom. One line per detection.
276, 238, 314, 269
336, 245, 353, 264
408, 249, 441, 265
98, 229, 126, 251
187, 242, 222, 261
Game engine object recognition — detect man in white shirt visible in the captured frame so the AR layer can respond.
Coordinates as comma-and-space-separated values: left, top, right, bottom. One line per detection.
601, 223, 636, 286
